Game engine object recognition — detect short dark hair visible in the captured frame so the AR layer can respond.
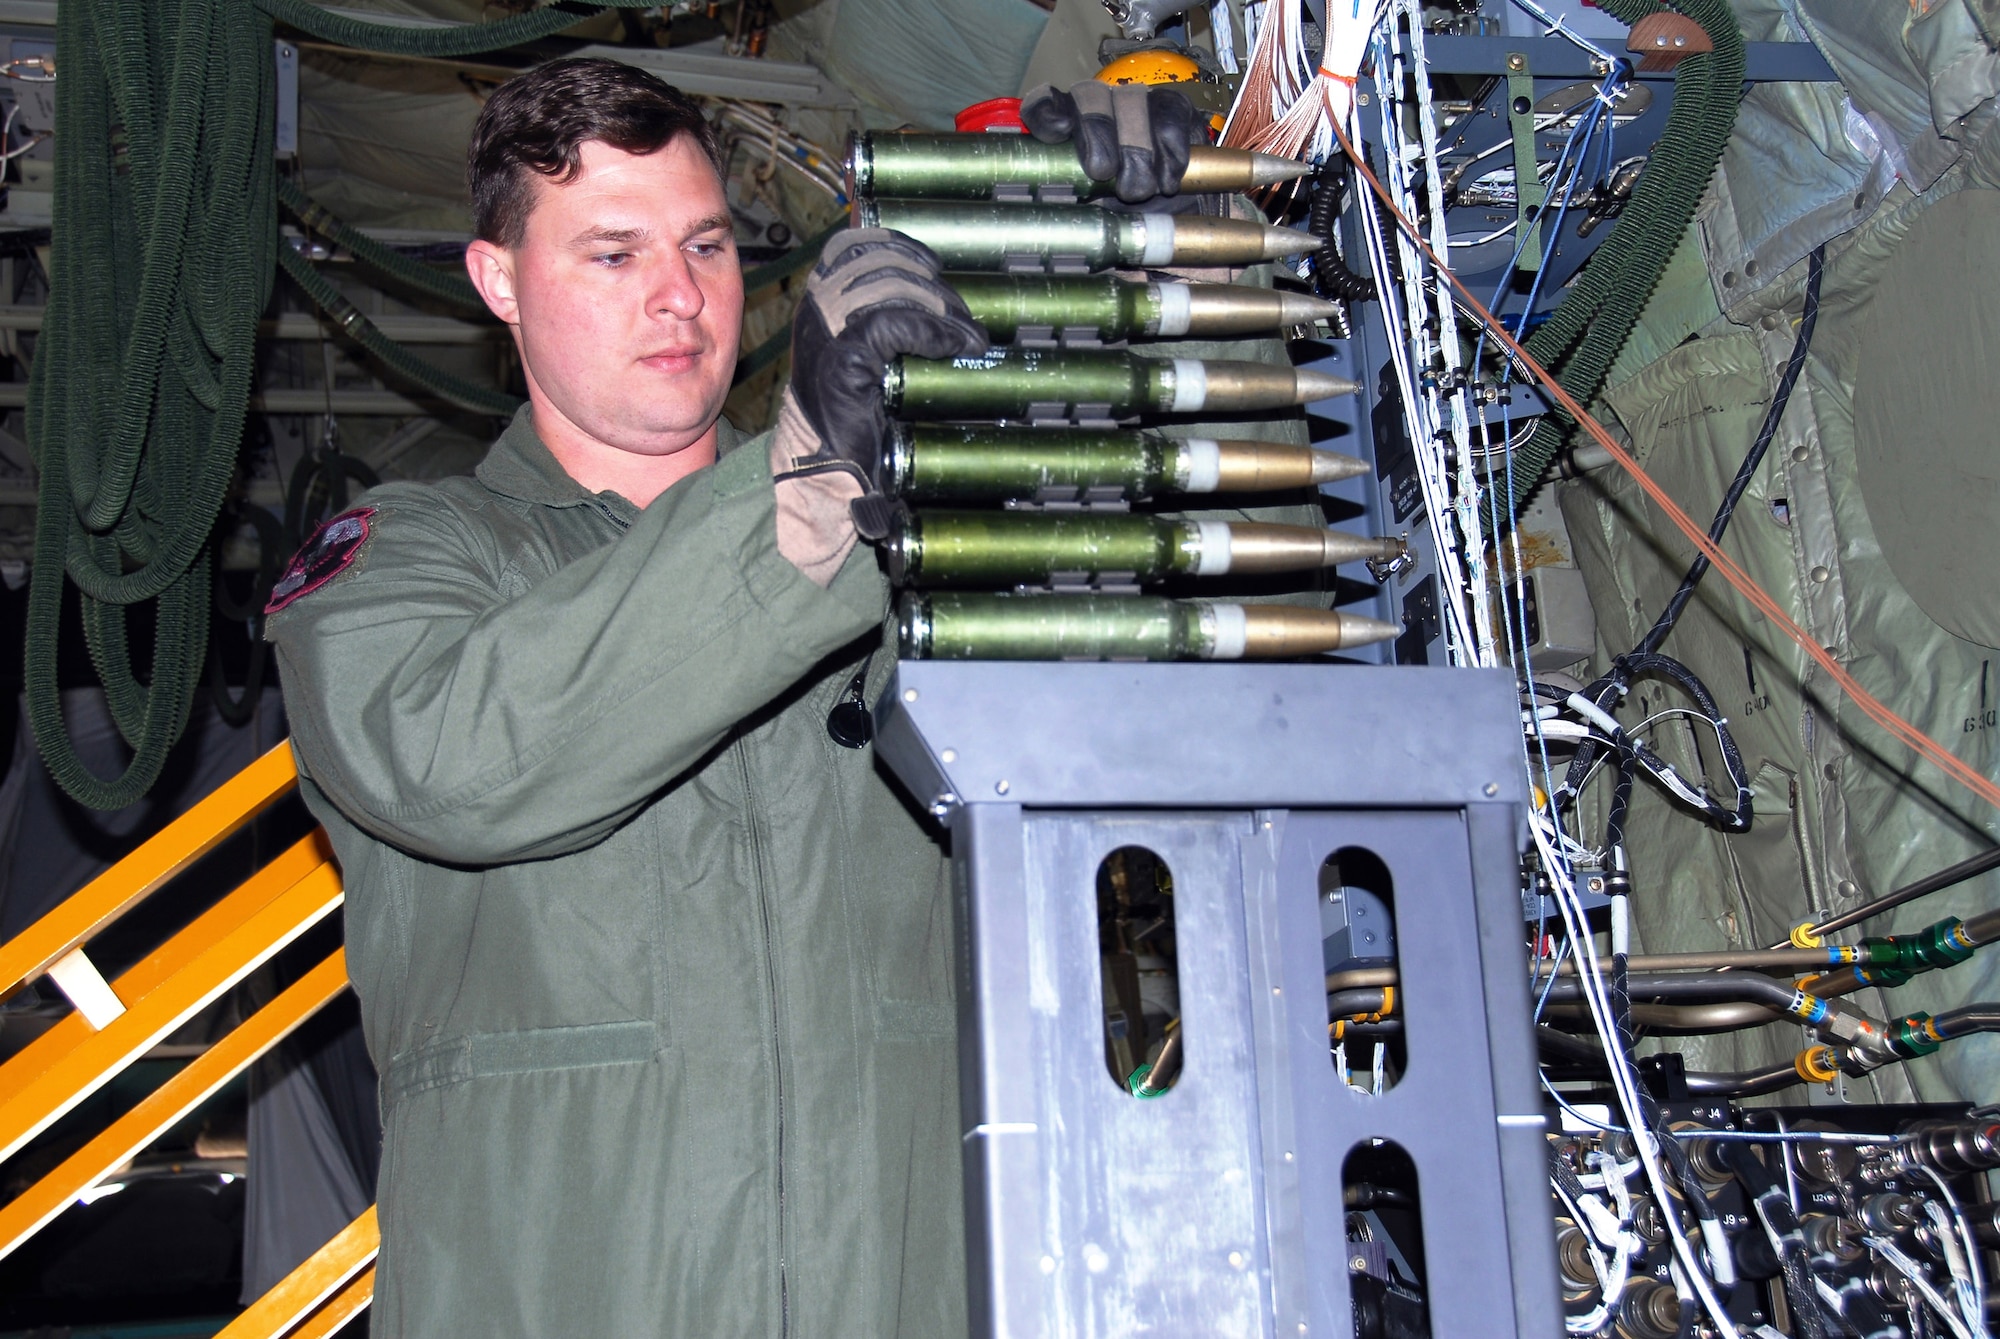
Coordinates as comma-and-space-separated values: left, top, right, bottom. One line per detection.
467, 58, 726, 246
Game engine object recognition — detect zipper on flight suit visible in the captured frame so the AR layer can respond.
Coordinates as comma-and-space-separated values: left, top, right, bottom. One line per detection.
733, 739, 790, 1337
589, 492, 793, 1331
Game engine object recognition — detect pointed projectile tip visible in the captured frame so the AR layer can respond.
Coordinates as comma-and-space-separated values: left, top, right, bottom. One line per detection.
1275, 291, 1347, 327
1336, 613, 1404, 648
1260, 224, 1321, 260
1293, 368, 1364, 403
1246, 152, 1312, 187
1307, 449, 1370, 485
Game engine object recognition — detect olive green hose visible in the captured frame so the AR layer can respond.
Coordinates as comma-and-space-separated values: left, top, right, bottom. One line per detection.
278, 176, 486, 312
25, 1, 651, 808
1498, 0, 1745, 526
276, 245, 522, 416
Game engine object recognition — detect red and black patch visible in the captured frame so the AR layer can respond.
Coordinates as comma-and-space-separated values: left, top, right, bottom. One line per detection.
265, 507, 376, 615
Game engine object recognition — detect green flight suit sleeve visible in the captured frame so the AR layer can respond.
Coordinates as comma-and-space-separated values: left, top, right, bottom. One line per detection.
266, 436, 887, 866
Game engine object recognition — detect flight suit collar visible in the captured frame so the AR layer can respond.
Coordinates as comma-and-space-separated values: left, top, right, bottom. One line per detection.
476, 405, 751, 516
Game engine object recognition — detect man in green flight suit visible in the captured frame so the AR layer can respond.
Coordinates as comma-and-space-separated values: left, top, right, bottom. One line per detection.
264, 54, 1203, 1339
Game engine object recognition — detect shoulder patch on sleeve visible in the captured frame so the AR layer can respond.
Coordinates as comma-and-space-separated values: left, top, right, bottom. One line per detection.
266, 507, 376, 614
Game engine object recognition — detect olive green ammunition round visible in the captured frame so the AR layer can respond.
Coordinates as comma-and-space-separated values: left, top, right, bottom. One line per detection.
846, 132, 1309, 202
897, 592, 1404, 660
945, 273, 1343, 342
886, 511, 1403, 585
885, 425, 1369, 501
883, 347, 1362, 420
854, 200, 1317, 273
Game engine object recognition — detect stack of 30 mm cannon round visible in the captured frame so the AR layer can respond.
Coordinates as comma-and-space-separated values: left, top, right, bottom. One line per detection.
848, 130, 1404, 662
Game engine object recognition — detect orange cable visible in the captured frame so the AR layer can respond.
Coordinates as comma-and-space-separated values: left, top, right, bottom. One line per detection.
1329, 114, 2000, 817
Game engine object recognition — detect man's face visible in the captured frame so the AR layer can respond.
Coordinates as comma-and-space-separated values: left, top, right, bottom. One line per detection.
474, 137, 744, 457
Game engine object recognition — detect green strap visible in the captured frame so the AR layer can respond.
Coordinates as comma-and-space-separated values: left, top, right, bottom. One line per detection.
278, 245, 522, 417
278, 176, 487, 312
252, 0, 649, 58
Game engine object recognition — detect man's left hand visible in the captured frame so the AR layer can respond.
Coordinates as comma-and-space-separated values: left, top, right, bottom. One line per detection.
1020, 79, 1199, 204
774, 229, 987, 547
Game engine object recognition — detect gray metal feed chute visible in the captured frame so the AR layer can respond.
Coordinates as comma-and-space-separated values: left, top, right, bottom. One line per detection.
873, 661, 1560, 1337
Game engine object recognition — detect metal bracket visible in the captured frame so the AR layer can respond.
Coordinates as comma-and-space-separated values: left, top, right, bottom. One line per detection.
1505, 51, 1545, 274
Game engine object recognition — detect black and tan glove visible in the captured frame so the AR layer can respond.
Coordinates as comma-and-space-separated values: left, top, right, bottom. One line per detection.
774, 228, 988, 541
1019, 79, 1199, 204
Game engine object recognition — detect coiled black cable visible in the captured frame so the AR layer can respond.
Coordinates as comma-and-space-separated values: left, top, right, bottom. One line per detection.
284, 445, 381, 550
207, 502, 290, 728
1307, 164, 1377, 303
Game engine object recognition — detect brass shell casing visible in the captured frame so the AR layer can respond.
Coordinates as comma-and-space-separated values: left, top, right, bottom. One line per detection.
1212, 442, 1369, 490
1225, 526, 1405, 574
846, 133, 1310, 202
1240, 606, 1403, 656
1166, 216, 1319, 266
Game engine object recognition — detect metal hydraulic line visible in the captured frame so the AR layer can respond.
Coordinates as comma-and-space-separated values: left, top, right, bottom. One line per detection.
1791, 845, 2000, 941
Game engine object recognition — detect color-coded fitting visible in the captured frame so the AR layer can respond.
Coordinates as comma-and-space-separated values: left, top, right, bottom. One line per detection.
1888, 1012, 1945, 1059
886, 511, 1402, 586
1802, 916, 1983, 995
855, 200, 1317, 273
946, 273, 1343, 342
897, 592, 1402, 660
886, 424, 1368, 502
846, 132, 1309, 203
884, 347, 1361, 421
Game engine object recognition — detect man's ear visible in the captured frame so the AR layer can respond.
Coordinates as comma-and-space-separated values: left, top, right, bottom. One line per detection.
465, 239, 520, 325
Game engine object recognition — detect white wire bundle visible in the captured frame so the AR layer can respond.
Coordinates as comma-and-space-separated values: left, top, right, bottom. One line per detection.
1259, 7, 1976, 1334
712, 102, 847, 202
1353, 40, 1481, 665
1528, 807, 1745, 1339
1380, 0, 1497, 667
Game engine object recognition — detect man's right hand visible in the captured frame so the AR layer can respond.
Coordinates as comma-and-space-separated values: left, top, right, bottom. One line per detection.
773, 229, 987, 543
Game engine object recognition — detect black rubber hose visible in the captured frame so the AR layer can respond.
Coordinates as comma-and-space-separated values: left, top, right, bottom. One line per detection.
1720, 1141, 1832, 1339
1681, 1065, 1805, 1098
1549, 1140, 1593, 1206
207, 621, 268, 729
1328, 987, 1395, 1018
1555, 651, 1752, 834
1542, 972, 1801, 1010
284, 448, 382, 551
207, 503, 288, 729
1634, 246, 1826, 656
1652, 1115, 1720, 1226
